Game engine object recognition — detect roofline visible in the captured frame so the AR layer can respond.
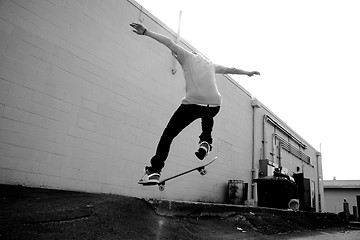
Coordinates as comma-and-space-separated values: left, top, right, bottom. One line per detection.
323, 180, 360, 189
324, 186, 360, 189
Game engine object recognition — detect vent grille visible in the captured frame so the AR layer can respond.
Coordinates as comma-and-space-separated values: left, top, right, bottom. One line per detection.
280, 140, 310, 164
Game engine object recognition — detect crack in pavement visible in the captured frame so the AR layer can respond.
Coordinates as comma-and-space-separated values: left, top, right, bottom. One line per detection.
2, 215, 93, 227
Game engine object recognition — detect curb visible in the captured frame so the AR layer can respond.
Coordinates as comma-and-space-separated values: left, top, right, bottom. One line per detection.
145, 198, 340, 219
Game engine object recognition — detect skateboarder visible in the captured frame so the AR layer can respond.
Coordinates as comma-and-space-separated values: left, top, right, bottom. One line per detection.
130, 23, 260, 185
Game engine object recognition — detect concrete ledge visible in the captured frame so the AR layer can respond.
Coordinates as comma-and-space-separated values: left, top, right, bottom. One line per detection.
145, 198, 349, 234
147, 198, 292, 217
146, 198, 338, 218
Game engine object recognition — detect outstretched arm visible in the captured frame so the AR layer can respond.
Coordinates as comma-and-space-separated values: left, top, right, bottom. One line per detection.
130, 22, 181, 56
215, 65, 260, 77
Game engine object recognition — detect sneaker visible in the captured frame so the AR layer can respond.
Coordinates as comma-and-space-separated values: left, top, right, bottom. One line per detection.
195, 141, 211, 160
138, 167, 160, 185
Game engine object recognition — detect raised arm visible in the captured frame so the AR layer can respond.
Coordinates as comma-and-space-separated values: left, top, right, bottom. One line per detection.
215, 65, 260, 77
130, 22, 181, 57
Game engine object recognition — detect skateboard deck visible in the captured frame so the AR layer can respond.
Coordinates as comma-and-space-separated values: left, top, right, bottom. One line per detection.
139, 156, 217, 191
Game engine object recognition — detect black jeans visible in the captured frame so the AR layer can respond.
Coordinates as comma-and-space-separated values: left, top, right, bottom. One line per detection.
150, 104, 220, 173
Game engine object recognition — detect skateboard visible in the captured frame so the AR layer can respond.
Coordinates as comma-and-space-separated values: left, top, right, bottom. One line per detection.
139, 156, 217, 191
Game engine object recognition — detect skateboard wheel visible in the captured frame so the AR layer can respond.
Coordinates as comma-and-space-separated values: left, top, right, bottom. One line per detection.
159, 184, 165, 191
200, 169, 207, 175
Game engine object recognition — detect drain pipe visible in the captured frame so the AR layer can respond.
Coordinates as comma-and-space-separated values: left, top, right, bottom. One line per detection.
251, 99, 261, 199
316, 151, 322, 212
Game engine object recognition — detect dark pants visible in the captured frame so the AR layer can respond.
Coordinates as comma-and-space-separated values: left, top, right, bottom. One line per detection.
150, 104, 220, 173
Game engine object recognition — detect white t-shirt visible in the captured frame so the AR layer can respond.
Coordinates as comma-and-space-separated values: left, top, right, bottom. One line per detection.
172, 45, 222, 106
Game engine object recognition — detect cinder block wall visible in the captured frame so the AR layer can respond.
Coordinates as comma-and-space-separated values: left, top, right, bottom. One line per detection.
0, 0, 322, 205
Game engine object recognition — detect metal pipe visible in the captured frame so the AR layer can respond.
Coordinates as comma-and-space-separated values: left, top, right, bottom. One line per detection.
252, 107, 256, 170
251, 99, 260, 200
316, 151, 322, 212
264, 114, 307, 149
262, 115, 267, 160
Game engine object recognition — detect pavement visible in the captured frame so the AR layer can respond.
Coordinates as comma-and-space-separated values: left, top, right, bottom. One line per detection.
1, 184, 359, 240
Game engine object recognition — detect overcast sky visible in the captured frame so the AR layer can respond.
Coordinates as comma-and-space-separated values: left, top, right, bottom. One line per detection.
134, 0, 360, 180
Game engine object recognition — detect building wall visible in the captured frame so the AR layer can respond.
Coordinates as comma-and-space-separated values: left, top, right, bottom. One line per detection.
253, 105, 323, 211
324, 189, 360, 214
0, 0, 323, 209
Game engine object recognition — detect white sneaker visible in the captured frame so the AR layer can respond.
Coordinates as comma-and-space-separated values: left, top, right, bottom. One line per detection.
138, 167, 160, 185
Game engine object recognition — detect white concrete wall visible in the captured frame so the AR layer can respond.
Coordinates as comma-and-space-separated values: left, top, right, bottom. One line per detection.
0, 0, 323, 207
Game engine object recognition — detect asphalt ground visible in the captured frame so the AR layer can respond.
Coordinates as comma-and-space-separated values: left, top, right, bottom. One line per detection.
1, 184, 359, 240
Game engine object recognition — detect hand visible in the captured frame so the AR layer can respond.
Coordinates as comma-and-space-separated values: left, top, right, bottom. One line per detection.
130, 22, 146, 35
247, 71, 260, 77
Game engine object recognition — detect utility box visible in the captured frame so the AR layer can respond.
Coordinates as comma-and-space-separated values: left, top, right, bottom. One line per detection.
293, 173, 315, 211
228, 180, 248, 205
255, 176, 298, 209
259, 159, 276, 177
